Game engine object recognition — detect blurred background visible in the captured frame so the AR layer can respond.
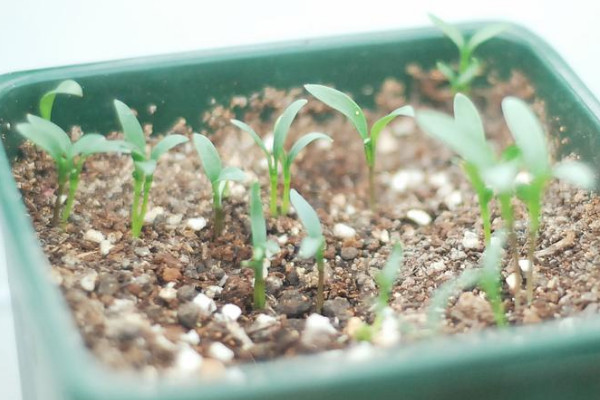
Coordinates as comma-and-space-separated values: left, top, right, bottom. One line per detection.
1, 1, 598, 398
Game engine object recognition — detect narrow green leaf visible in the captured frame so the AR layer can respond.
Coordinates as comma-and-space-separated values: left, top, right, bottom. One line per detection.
26, 114, 72, 155
231, 119, 270, 157
376, 243, 404, 297
285, 132, 332, 168
428, 268, 480, 329
553, 160, 596, 190
371, 105, 414, 145
273, 99, 307, 162
416, 110, 494, 169
114, 99, 146, 155
40, 80, 83, 120
290, 189, 322, 238
299, 236, 324, 259
456, 60, 481, 86
481, 232, 505, 274
134, 160, 157, 176
15, 122, 64, 160
429, 14, 465, 49
454, 93, 485, 143
192, 133, 222, 183
502, 97, 549, 176
436, 61, 456, 81
72, 134, 108, 156
218, 166, 246, 182
304, 84, 368, 139
150, 134, 188, 161
250, 182, 267, 248
467, 24, 509, 52
482, 161, 519, 194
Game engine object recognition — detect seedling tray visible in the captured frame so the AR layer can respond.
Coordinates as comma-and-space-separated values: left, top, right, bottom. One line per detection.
2, 23, 600, 400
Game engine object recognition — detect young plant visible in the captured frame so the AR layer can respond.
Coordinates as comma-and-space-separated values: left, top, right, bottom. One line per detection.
502, 97, 595, 304
231, 100, 331, 215
416, 93, 495, 244
243, 182, 280, 309
193, 133, 246, 238
114, 100, 188, 238
428, 232, 507, 329
290, 189, 326, 313
304, 84, 414, 210
429, 14, 508, 94
16, 115, 129, 226
354, 243, 404, 342
39, 79, 83, 121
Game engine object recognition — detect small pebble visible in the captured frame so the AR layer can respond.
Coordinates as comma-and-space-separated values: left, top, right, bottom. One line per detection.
391, 169, 425, 192
461, 231, 480, 249
506, 272, 518, 292
444, 191, 463, 210
177, 303, 201, 329
341, 247, 359, 261
80, 271, 98, 292
518, 259, 531, 273
162, 267, 182, 282
193, 293, 217, 317
221, 303, 242, 322
252, 314, 278, 330
144, 207, 164, 223
406, 209, 432, 226
173, 345, 203, 375
323, 297, 354, 321
181, 329, 200, 346
186, 217, 207, 231
167, 214, 183, 226
159, 286, 177, 301
177, 285, 197, 302
100, 240, 113, 256
301, 313, 337, 347
204, 285, 223, 299
208, 342, 234, 363
83, 229, 104, 244
333, 223, 356, 239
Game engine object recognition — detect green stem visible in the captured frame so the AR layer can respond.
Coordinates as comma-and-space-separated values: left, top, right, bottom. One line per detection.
480, 200, 492, 246
61, 160, 85, 226
131, 177, 143, 238
137, 176, 153, 234
253, 259, 265, 309
316, 249, 325, 314
367, 164, 376, 211
526, 228, 537, 305
52, 179, 66, 227
499, 194, 521, 310
212, 185, 224, 239
269, 171, 279, 217
281, 168, 292, 215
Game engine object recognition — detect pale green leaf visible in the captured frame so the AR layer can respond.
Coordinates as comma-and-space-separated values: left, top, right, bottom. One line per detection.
376, 243, 404, 297
26, 114, 72, 155
305, 84, 368, 139
273, 99, 307, 162
429, 14, 465, 49
40, 80, 83, 120
114, 99, 146, 155
454, 93, 485, 143
72, 134, 108, 156
482, 161, 519, 194
299, 236, 324, 259
481, 232, 505, 275
467, 24, 509, 52
371, 105, 414, 145
553, 160, 596, 190
290, 189, 322, 238
428, 268, 480, 329
231, 119, 270, 157
436, 61, 456, 81
134, 160, 156, 176
15, 122, 64, 160
150, 134, 188, 161
502, 97, 549, 176
285, 132, 332, 168
456, 60, 481, 86
192, 133, 222, 183
218, 166, 246, 183
250, 182, 267, 249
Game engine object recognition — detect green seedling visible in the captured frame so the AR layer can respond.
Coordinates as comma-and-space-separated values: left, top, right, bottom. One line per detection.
114, 100, 188, 238
429, 232, 507, 329
39, 79, 83, 121
429, 14, 508, 94
354, 243, 404, 342
502, 97, 595, 304
243, 183, 280, 309
304, 84, 414, 210
290, 189, 327, 313
193, 133, 246, 238
416, 93, 495, 244
231, 100, 331, 216
16, 115, 129, 227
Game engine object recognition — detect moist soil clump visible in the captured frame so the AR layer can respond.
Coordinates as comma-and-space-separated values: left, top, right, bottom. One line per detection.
11, 71, 600, 378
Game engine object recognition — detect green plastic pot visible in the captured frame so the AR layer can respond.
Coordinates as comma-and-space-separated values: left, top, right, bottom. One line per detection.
1, 23, 600, 400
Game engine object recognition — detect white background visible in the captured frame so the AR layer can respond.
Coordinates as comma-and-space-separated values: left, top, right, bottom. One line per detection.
1, 1, 599, 399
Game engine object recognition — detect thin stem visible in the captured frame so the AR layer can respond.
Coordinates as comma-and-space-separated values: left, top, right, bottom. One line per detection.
480, 200, 492, 246
526, 228, 537, 305
499, 194, 521, 310
131, 177, 143, 238
52, 179, 66, 227
253, 259, 265, 309
281, 168, 292, 215
212, 184, 224, 239
61, 160, 85, 226
269, 171, 279, 217
137, 176, 153, 236
316, 249, 325, 314
367, 164, 376, 211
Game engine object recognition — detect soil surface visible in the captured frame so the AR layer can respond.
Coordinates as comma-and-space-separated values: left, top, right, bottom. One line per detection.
11, 69, 600, 379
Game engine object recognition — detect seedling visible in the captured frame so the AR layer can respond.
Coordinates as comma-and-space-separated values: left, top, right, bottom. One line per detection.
429, 232, 507, 329
243, 183, 280, 309
502, 97, 595, 304
304, 84, 414, 210
290, 189, 327, 313
354, 243, 404, 342
231, 100, 331, 215
114, 100, 188, 238
193, 133, 246, 238
39, 79, 83, 121
416, 93, 495, 244
429, 14, 508, 94
16, 115, 129, 226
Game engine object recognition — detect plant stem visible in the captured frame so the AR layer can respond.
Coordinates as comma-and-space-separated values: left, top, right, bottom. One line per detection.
367, 164, 376, 211
499, 194, 521, 310
137, 176, 153, 236
51, 179, 66, 227
212, 184, 224, 239
61, 160, 85, 226
526, 229, 537, 305
316, 251, 325, 314
253, 259, 265, 309
480, 201, 492, 246
269, 172, 278, 217
131, 178, 143, 238
281, 168, 292, 215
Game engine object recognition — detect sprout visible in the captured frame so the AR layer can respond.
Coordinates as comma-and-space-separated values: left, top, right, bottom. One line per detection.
429, 14, 508, 94
39, 80, 83, 121
231, 100, 331, 216
242, 183, 280, 309
304, 84, 413, 210
16, 116, 129, 227
290, 189, 326, 313
354, 243, 404, 342
429, 232, 507, 329
502, 97, 595, 304
114, 100, 188, 238
416, 93, 495, 244
193, 133, 246, 238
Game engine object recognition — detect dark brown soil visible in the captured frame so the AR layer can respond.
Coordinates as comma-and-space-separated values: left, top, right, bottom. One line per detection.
11, 69, 600, 379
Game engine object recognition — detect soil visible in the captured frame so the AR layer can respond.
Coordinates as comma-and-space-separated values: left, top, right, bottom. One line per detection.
10, 68, 600, 380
